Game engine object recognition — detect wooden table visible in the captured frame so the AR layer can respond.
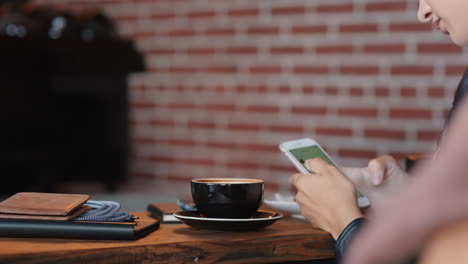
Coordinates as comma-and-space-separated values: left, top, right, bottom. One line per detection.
0, 212, 336, 264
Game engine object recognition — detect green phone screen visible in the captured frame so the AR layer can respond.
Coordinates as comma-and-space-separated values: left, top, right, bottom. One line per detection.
289, 145, 334, 173
289, 145, 364, 198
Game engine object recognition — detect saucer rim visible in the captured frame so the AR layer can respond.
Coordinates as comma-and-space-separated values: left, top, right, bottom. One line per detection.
173, 210, 283, 222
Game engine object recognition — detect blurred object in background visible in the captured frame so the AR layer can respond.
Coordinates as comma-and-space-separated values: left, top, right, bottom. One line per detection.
0, 0, 115, 41
405, 153, 432, 172
0, 0, 144, 195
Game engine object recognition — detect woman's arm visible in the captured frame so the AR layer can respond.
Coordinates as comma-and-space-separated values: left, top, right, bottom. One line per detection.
344, 98, 468, 264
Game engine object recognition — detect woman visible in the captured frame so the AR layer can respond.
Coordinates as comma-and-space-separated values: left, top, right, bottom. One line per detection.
290, 0, 468, 263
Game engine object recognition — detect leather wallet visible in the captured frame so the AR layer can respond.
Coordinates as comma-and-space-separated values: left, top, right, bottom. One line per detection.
0, 192, 90, 220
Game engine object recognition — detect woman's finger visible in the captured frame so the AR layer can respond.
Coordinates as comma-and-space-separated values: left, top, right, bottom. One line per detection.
305, 158, 329, 175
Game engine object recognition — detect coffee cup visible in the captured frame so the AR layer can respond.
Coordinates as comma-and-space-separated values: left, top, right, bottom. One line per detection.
191, 178, 264, 219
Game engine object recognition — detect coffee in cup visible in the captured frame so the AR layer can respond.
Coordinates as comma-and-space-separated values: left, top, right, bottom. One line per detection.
191, 178, 264, 219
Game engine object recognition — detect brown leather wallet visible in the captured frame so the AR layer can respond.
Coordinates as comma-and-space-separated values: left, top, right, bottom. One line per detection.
0, 192, 90, 220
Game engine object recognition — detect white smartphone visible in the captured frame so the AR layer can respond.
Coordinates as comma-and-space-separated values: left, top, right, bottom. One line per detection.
280, 138, 370, 208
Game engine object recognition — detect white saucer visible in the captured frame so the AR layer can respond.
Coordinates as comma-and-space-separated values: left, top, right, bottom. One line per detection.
173, 210, 283, 231
264, 193, 304, 219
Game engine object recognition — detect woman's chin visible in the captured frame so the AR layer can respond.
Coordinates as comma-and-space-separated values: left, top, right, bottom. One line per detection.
449, 32, 468, 46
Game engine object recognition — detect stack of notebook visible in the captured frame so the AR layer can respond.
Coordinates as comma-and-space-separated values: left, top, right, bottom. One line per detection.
0, 192, 159, 240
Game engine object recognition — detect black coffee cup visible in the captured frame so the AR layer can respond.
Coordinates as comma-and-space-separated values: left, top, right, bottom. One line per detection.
191, 178, 264, 219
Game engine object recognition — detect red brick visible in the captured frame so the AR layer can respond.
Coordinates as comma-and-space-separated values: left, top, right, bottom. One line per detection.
167, 103, 196, 110
225, 46, 258, 54
325, 87, 339, 95
316, 4, 353, 13
291, 25, 327, 34
340, 65, 379, 75
316, 45, 353, 54
291, 106, 327, 115
389, 23, 432, 32
340, 24, 378, 33
389, 108, 433, 119
148, 120, 176, 127
228, 123, 261, 131
133, 173, 156, 180
147, 48, 176, 55
246, 105, 280, 113
147, 66, 160, 73
249, 66, 282, 74
256, 85, 269, 93
194, 85, 205, 92
270, 46, 304, 54
187, 121, 216, 129
337, 108, 378, 117
445, 65, 467, 76
338, 149, 377, 159
271, 6, 306, 15
152, 13, 176, 20
279, 85, 292, 94
226, 161, 260, 170
365, 1, 407, 12
302, 86, 316, 94
215, 85, 225, 93
204, 103, 236, 112
400, 87, 417, 97
417, 130, 440, 141
245, 143, 277, 152
168, 67, 197, 73
206, 28, 236, 36
269, 125, 304, 133
364, 129, 406, 140
293, 66, 329, 74
168, 139, 195, 146
391, 66, 433, 75
114, 15, 138, 22
187, 11, 216, 19
387, 152, 412, 161
248, 26, 280, 35
418, 43, 463, 54
268, 164, 296, 172
316, 127, 353, 137
167, 29, 195, 37
349, 87, 364, 96
227, 8, 259, 17
235, 85, 249, 94
363, 44, 405, 53
428, 87, 445, 98
206, 142, 237, 149
185, 158, 217, 166
149, 155, 175, 163
166, 176, 193, 183
187, 48, 216, 55
204, 66, 237, 73
130, 32, 158, 39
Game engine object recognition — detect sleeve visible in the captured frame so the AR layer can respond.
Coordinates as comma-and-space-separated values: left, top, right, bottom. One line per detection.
335, 217, 367, 263
334, 217, 419, 264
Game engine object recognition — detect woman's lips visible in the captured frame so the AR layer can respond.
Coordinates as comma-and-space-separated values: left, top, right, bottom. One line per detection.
433, 20, 449, 34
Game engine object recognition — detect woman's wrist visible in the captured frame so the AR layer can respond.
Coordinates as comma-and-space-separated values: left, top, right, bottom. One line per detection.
329, 208, 364, 240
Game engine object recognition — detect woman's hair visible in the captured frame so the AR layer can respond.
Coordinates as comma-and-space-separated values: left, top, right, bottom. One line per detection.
439, 69, 468, 144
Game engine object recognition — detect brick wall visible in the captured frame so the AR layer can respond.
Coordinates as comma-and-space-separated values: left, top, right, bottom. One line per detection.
34, 0, 466, 193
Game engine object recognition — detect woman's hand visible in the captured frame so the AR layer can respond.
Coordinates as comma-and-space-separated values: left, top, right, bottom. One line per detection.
342, 155, 408, 216
289, 158, 363, 239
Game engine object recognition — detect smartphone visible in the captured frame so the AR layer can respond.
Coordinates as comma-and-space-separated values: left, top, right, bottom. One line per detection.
280, 138, 370, 208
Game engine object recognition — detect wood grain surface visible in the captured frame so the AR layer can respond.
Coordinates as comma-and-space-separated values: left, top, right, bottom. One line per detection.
0, 212, 335, 264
